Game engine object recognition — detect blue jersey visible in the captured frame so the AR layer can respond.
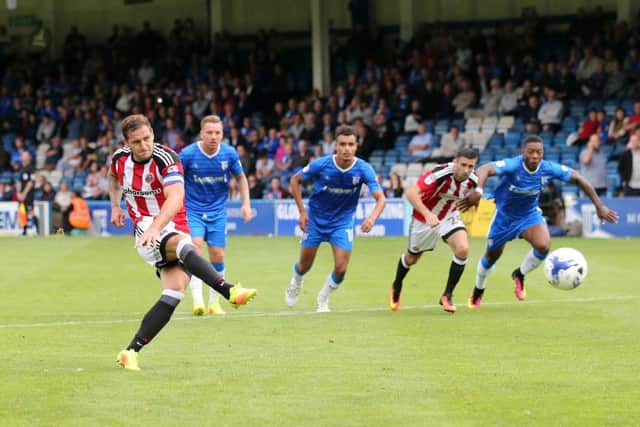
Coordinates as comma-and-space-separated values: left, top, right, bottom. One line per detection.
491, 156, 573, 217
301, 155, 381, 229
180, 142, 243, 215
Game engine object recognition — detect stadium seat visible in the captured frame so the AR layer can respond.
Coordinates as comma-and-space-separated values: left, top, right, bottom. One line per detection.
406, 163, 423, 177
465, 117, 482, 132
496, 116, 515, 133
505, 131, 521, 148
481, 117, 498, 133
390, 163, 407, 177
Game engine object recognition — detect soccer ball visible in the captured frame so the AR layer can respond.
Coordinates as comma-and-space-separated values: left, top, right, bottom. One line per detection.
543, 247, 588, 290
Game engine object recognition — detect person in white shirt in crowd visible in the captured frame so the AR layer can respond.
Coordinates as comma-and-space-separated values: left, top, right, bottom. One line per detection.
537, 87, 563, 132
408, 123, 433, 160
498, 80, 518, 115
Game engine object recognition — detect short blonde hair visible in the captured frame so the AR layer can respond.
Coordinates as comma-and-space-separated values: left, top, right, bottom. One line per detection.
200, 115, 222, 130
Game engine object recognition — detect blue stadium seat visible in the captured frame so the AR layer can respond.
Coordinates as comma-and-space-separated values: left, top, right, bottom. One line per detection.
553, 131, 568, 146
561, 118, 577, 133
622, 99, 634, 115
505, 131, 521, 148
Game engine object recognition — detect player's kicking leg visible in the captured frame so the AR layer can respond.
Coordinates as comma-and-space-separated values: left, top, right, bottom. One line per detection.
439, 229, 469, 313
512, 224, 550, 301
118, 265, 188, 371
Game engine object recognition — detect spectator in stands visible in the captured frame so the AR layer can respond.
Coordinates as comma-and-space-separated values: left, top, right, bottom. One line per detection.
36, 113, 56, 145
68, 190, 91, 234
603, 61, 626, 99
320, 131, 335, 155
452, 79, 476, 116
597, 110, 609, 142
36, 180, 55, 202
83, 161, 105, 199
618, 133, 640, 196
403, 99, 423, 133
575, 109, 600, 146
498, 80, 518, 115
519, 95, 540, 126
608, 107, 627, 144
481, 78, 503, 116
537, 87, 563, 132
0, 143, 10, 172
385, 172, 404, 198
288, 114, 304, 139
576, 46, 603, 83
0, 181, 15, 201
439, 125, 464, 159
275, 141, 294, 177
227, 176, 241, 201
265, 176, 288, 199
439, 82, 456, 119
582, 61, 607, 98
580, 134, 607, 196
42, 136, 62, 172
371, 112, 395, 151
255, 151, 274, 181
248, 173, 264, 199
408, 123, 433, 160
10, 136, 28, 171
291, 139, 312, 172
624, 101, 640, 133
236, 144, 253, 175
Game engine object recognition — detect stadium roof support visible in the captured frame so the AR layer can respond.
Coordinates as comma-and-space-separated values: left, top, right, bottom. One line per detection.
311, 0, 330, 96
399, 0, 417, 42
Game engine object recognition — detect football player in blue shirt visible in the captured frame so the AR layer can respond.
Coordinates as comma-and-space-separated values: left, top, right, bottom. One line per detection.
461, 135, 618, 307
180, 115, 253, 315
285, 125, 386, 312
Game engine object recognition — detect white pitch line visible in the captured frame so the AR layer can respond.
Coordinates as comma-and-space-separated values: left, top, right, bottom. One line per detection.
0, 295, 636, 329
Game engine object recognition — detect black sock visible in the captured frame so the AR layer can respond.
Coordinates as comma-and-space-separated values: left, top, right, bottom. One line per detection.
127, 294, 180, 352
443, 260, 465, 298
472, 286, 485, 300
32, 216, 39, 234
392, 256, 410, 301
22, 226, 27, 236
178, 244, 232, 299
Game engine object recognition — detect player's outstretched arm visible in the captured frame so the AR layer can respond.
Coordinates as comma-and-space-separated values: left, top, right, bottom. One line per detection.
108, 171, 125, 227
289, 172, 309, 232
459, 162, 496, 212
570, 170, 618, 223
236, 173, 252, 223
360, 189, 386, 232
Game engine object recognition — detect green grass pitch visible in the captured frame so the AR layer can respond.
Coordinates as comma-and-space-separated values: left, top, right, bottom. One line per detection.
1, 236, 639, 426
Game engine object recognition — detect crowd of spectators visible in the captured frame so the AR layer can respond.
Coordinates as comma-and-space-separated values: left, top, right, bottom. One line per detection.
2, 7, 640, 208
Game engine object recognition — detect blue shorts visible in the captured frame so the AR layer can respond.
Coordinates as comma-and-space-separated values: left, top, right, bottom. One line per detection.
486, 210, 545, 250
301, 221, 354, 251
187, 212, 227, 248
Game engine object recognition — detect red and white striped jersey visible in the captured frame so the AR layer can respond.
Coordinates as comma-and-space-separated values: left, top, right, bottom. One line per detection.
110, 144, 189, 233
413, 162, 478, 222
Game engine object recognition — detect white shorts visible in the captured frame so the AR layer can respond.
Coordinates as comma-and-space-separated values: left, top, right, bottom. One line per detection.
134, 217, 191, 266
407, 212, 466, 254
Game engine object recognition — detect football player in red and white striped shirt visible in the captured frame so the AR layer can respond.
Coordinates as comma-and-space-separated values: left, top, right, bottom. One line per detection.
108, 114, 256, 371
389, 148, 479, 313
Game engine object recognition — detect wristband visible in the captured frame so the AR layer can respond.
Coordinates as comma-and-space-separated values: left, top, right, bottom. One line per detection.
474, 187, 484, 196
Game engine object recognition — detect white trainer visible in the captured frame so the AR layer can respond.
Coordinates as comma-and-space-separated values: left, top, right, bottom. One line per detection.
285, 277, 303, 307
316, 294, 331, 313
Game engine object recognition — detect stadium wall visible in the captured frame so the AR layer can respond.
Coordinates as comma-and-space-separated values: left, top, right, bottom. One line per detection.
0, 0, 618, 53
